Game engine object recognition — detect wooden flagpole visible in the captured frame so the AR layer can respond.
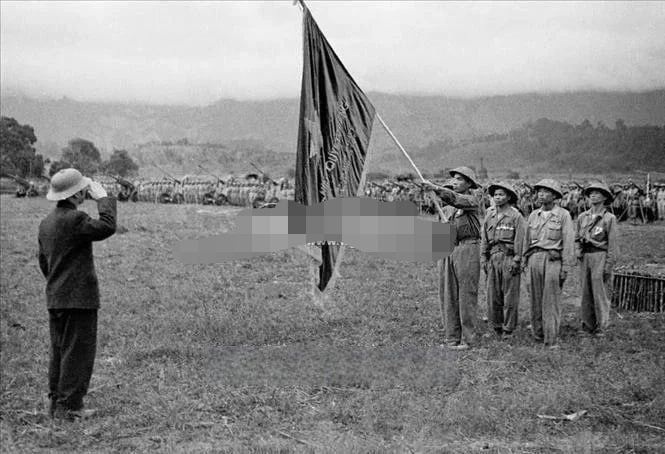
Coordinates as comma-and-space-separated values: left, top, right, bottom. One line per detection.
375, 113, 426, 182
375, 112, 447, 220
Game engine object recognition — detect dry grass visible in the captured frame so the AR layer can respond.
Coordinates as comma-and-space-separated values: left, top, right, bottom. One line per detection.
1, 195, 664, 453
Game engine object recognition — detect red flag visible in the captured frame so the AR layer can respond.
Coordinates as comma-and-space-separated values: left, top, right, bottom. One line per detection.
295, 7, 376, 292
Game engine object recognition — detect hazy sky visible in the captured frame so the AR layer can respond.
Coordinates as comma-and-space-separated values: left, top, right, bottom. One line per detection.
2, 1, 664, 106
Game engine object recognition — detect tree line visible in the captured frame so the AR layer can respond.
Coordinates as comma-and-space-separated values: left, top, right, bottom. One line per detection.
415, 118, 665, 174
0, 116, 139, 179
3, 115, 663, 180
508, 118, 665, 172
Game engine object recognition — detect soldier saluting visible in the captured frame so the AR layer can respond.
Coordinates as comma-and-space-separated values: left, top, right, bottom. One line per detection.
480, 182, 525, 338
522, 179, 575, 349
576, 182, 617, 337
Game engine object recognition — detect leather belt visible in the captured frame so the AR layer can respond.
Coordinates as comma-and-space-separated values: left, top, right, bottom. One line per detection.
490, 243, 515, 256
582, 245, 608, 254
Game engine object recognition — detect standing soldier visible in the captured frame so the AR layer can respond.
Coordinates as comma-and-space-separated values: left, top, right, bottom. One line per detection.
626, 182, 641, 224
38, 169, 117, 420
427, 167, 483, 350
522, 179, 575, 349
576, 182, 617, 337
657, 185, 665, 221
480, 182, 525, 338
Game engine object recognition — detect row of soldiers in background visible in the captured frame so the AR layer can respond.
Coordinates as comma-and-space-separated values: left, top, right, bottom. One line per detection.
5, 173, 48, 198
5, 170, 665, 222
94, 173, 295, 208
366, 177, 665, 223
4, 171, 294, 209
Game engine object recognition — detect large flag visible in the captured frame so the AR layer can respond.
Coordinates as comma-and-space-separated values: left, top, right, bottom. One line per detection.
295, 6, 376, 293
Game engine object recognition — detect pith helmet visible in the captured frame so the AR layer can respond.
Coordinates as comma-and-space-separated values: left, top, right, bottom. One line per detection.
488, 181, 518, 204
46, 168, 91, 201
449, 166, 479, 189
583, 182, 614, 203
534, 178, 563, 199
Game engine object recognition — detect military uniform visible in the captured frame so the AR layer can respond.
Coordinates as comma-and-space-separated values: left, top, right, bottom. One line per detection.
576, 183, 617, 335
480, 182, 525, 336
522, 179, 575, 346
437, 167, 484, 347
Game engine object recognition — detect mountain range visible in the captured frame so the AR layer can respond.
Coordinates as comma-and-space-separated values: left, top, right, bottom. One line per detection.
1, 90, 664, 177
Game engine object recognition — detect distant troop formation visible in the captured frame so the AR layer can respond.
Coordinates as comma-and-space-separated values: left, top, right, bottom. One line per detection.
6, 171, 664, 222
94, 174, 295, 208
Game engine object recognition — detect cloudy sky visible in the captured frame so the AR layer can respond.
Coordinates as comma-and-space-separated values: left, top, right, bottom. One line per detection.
1, 1, 664, 106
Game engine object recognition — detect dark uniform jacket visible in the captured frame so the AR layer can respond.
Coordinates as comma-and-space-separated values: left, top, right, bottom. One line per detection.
38, 197, 117, 309
438, 189, 484, 243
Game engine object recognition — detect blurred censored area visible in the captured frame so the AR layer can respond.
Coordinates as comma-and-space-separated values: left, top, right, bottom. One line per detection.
175, 198, 454, 263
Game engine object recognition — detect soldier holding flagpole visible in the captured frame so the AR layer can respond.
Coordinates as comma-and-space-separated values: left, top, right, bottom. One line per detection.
427, 167, 484, 350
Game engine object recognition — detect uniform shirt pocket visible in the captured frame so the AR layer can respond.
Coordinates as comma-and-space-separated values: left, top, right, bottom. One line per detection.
497, 224, 515, 241
546, 227, 561, 241
528, 222, 540, 242
546, 219, 562, 241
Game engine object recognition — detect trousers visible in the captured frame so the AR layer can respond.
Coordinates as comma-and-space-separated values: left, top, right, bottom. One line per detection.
527, 251, 562, 345
439, 242, 480, 345
658, 200, 665, 220
579, 251, 610, 333
48, 309, 97, 412
487, 251, 520, 333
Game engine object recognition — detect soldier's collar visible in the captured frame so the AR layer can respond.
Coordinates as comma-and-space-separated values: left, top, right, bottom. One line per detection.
588, 206, 607, 215
56, 199, 77, 210
538, 206, 557, 215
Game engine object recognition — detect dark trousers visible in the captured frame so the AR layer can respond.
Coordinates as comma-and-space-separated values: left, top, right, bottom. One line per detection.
48, 309, 97, 412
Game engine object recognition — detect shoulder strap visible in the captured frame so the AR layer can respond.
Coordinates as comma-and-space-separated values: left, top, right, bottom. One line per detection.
584, 213, 604, 235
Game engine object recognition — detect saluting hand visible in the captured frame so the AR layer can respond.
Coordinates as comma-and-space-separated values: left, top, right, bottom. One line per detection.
88, 181, 108, 200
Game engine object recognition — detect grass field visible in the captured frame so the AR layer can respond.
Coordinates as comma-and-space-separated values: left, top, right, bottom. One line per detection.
1, 195, 664, 453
